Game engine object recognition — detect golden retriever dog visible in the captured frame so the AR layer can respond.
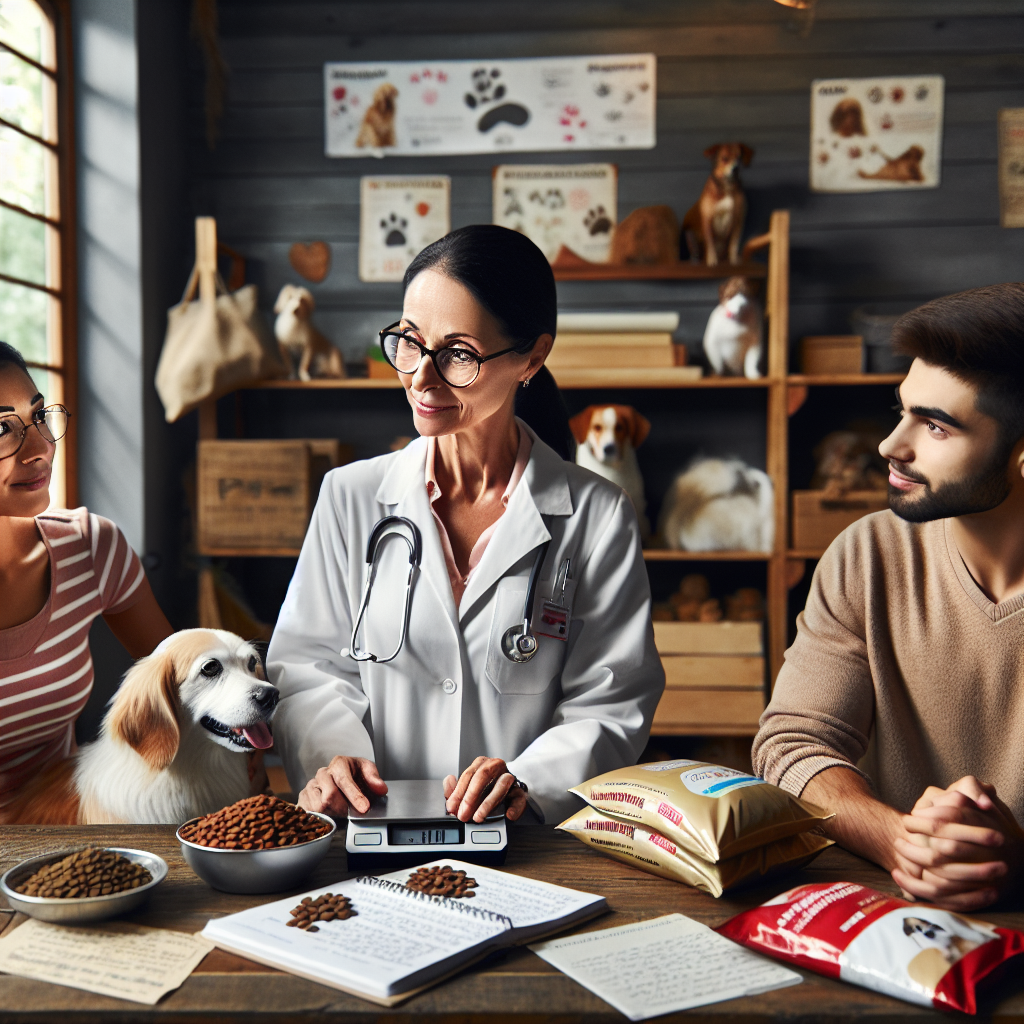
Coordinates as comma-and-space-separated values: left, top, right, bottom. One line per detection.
2, 630, 278, 825
858, 145, 925, 183
356, 83, 398, 148
274, 284, 345, 381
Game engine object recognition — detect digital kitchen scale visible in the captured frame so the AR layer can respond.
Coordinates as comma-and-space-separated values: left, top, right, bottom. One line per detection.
345, 780, 509, 870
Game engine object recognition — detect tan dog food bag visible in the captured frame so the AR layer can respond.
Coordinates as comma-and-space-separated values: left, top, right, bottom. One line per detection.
570, 760, 829, 863
557, 807, 832, 898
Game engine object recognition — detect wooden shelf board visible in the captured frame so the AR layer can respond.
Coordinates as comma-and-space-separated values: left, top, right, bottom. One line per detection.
644, 549, 771, 561
246, 377, 404, 389
553, 262, 767, 282
788, 549, 826, 560
787, 373, 906, 386
649, 726, 760, 737
200, 547, 301, 558
555, 369, 770, 389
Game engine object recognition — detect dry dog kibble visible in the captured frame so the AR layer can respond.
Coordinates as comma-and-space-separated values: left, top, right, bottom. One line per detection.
405, 865, 478, 899
286, 893, 356, 930
15, 848, 152, 899
177, 794, 331, 850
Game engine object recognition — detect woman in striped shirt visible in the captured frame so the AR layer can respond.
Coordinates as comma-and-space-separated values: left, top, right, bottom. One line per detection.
0, 342, 173, 816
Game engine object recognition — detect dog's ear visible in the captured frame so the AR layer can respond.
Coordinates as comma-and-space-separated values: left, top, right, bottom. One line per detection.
106, 648, 181, 771
569, 407, 597, 444
297, 290, 314, 317
629, 410, 652, 448
273, 285, 293, 315
703, 143, 723, 161
739, 144, 754, 166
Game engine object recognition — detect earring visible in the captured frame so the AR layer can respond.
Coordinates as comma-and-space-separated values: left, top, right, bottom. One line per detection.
522, 377, 531, 389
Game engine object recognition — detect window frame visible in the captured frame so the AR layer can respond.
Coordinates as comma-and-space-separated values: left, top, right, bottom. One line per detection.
0, 0, 77, 507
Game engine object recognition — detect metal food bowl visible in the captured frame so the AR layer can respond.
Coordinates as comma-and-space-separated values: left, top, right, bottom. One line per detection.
176, 811, 336, 894
0, 847, 168, 924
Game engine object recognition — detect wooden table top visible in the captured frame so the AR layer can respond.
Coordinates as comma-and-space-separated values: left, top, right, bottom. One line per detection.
1, 823, 1022, 1022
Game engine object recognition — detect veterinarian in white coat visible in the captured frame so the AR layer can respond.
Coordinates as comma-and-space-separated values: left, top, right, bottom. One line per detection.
268, 226, 664, 826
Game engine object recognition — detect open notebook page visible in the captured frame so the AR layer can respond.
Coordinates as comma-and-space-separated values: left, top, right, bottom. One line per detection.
201, 876, 510, 999
378, 859, 607, 940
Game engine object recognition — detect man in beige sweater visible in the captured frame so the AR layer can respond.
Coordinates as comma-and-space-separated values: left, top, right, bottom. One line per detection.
754, 283, 1023, 911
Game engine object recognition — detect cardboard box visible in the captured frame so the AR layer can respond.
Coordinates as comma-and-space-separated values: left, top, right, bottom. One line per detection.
198, 439, 350, 553
791, 489, 888, 552
654, 621, 762, 655
800, 335, 863, 375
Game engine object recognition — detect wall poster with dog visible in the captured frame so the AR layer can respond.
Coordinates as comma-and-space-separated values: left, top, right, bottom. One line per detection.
810, 76, 944, 192
325, 55, 655, 157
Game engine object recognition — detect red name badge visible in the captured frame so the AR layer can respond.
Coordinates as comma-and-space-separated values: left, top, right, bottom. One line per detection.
535, 600, 569, 641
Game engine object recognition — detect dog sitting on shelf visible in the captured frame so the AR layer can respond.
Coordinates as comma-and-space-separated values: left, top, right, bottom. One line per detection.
570, 404, 651, 539
682, 142, 754, 267
2, 630, 278, 825
659, 457, 774, 553
274, 284, 346, 381
702, 277, 764, 379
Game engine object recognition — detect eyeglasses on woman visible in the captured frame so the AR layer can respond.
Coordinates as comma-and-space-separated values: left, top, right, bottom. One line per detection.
379, 322, 519, 388
0, 405, 70, 461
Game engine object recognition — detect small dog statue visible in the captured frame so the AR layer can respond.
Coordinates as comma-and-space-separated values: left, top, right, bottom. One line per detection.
682, 143, 754, 267
659, 457, 774, 553
609, 206, 679, 265
702, 277, 763, 379
356, 82, 398, 149
811, 429, 888, 498
274, 284, 345, 381
570, 404, 651, 539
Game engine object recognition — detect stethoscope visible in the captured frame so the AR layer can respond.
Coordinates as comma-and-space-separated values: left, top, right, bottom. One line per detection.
342, 515, 551, 665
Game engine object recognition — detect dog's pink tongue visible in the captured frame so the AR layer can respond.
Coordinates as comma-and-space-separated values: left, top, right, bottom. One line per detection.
242, 722, 274, 749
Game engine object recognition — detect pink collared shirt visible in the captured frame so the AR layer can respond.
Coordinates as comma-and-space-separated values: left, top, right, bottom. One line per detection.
425, 425, 533, 607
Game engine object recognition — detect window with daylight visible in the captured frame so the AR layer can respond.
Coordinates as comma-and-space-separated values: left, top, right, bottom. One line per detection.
0, 0, 74, 506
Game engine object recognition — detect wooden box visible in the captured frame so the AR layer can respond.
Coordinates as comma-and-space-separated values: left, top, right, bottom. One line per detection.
366, 357, 399, 379
654, 621, 762, 655
198, 439, 349, 554
791, 490, 888, 552
651, 688, 764, 736
800, 335, 863, 375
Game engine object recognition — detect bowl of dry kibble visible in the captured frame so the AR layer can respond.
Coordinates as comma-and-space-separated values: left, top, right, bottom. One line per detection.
176, 794, 336, 894
0, 847, 168, 924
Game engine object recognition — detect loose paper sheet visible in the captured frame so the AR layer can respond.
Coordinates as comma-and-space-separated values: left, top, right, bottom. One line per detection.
998, 108, 1024, 228
359, 175, 450, 282
810, 76, 943, 192
493, 164, 617, 263
530, 913, 801, 1021
0, 919, 213, 1005
325, 55, 655, 157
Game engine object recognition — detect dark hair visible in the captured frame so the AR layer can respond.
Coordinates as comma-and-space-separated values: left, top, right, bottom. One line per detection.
892, 283, 1024, 448
0, 341, 31, 378
515, 365, 574, 461
403, 224, 557, 354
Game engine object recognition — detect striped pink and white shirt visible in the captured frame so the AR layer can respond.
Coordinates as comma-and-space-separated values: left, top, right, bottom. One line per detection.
0, 508, 145, 808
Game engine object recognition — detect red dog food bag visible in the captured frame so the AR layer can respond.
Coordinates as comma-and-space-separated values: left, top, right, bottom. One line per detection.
717, 882, 1024, 1014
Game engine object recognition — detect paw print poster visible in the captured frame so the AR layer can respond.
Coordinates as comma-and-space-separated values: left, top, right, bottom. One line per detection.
493, 164, 617, 263
359, 176, 450, 282
325, 55, 655, 157
810, 76, 944, 192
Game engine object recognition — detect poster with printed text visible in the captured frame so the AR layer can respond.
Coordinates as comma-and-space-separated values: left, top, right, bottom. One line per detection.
493, 164, 618, 263
359, 176, 450, 282
998, 108, 1024, 228
810, 76, 944, 192
325, 55, 655, 158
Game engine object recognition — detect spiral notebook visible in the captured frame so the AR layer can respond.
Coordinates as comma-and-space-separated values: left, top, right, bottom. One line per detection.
200, 860, 606, 1006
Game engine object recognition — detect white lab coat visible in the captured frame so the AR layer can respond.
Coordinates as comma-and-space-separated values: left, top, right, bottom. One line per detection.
267, 423, 664, 823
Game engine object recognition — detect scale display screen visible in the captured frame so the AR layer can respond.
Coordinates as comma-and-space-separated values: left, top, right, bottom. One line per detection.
388, 823, 465, 846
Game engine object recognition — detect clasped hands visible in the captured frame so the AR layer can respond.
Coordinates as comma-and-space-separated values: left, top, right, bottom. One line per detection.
297, 754, 529, 822
891, 776, 1023, 911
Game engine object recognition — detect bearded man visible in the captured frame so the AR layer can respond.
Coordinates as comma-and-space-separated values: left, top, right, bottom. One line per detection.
753, 282, 1024, 911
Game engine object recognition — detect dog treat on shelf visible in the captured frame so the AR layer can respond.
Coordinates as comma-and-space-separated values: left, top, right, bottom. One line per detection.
725, 588, 765, 622
286, 893, 356, 931
405, 865, 479, 899
15, 848, 152, 899
178, 794, 331, 850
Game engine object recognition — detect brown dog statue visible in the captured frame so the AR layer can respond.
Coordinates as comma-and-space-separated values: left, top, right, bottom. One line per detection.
682, 143, 754, 267
609, 206, 679, 265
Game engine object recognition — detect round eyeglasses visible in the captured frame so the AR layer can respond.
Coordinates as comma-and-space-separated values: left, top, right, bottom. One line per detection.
379, 322, 518, 388
0, 405, 70, 461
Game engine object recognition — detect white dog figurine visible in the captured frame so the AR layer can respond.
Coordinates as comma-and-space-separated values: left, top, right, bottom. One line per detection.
702, 277, 763, 379
659, 458, 774, 552
570, 404, 651, 539
3, 629, 278, 825
274, 283, 345, 381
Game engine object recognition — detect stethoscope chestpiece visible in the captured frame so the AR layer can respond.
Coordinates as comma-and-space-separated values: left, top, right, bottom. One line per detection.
501, 623, 540, 663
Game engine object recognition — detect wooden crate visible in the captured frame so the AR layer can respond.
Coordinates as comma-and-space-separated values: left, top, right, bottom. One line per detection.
654, 621, 762, 655
651, 688, 764, 736
800, 335, 864, 375
198, 439, 348, 553
661, 655, 764, 689
792, 490, 888, 552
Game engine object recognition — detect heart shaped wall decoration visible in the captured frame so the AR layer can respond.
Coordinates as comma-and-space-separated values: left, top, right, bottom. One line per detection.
415, 202, 430, 217
289, 241, 331, 283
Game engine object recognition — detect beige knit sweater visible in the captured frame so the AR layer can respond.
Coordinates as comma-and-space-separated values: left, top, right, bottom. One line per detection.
754, 511, 1024, 822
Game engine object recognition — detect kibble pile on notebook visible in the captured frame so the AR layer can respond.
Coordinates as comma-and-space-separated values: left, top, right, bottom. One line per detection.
200, 859, 606, 1006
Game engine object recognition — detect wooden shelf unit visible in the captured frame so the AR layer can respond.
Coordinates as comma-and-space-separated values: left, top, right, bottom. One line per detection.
552, 261, 768, 282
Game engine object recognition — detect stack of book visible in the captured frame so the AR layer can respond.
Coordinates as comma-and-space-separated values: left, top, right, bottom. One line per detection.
547, 311, 702, 384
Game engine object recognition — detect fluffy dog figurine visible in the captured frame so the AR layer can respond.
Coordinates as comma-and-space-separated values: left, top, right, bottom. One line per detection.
682, 142, 754, 267
703, 277, 763, 378
2, 630, 278, 825
356, 82, 398, 148
811, 429, 888, 498
570, 404, 651, 539
659, 458, 774, 553
274, 284, 345, 381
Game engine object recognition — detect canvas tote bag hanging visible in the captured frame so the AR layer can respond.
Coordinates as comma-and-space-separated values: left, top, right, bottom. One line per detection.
156, 217, 281, 422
